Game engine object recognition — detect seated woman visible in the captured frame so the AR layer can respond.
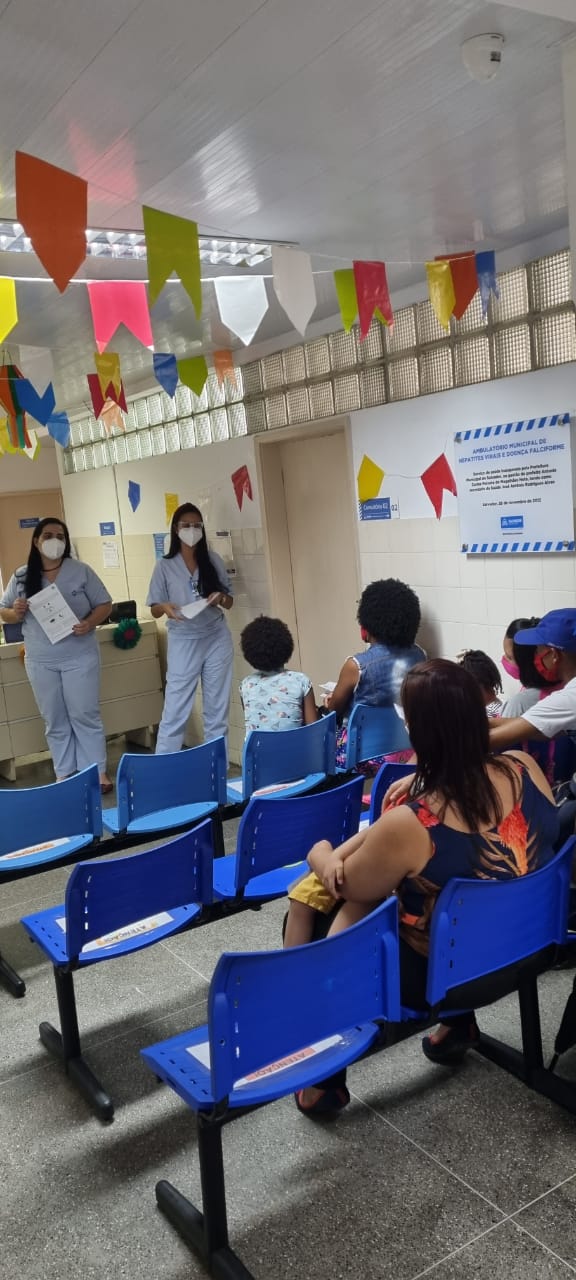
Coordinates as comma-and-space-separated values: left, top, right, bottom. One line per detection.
295, 659, 558, 1115
325, 578, 425, 770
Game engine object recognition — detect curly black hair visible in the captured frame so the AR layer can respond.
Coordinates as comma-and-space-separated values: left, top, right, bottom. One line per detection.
459, 649, 503, 696
241, 616, 294, 672
357, 579, 421, 647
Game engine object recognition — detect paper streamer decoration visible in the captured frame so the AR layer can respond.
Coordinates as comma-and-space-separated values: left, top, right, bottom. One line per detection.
272, 246, 316, 335
353, 261, 393, 340
94, 351, 122, 400
475, 250, 499, 316
213, 349, 237, 390
334, 269, 358, 332
357, 455, 385, 503
165, 493, 179, 525
87, 373, 127, 417
100, 400, 125, 434
47, 412, 71, 448
421, 453, 457, 519
0, 279, 18, 343
153, 352, 178, 397
178, 356, 208, 397
436, 253, 478, 321
426, 261, 456, 331
214, 276, 268, 345
231, 464, 253, 511
128, 480, 141, 513
13, 378, 55, 426
87, 282, 153, 353
143, 206, 202, 316
16, 152, 87, 292
0, 364, 31, 450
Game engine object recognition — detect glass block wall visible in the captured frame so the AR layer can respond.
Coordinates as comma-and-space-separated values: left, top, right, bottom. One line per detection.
63, 249, 576, 474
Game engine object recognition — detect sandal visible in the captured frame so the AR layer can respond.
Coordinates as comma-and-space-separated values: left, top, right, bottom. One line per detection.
422, 1020, 480, 1066
295, 1086, 350, 1115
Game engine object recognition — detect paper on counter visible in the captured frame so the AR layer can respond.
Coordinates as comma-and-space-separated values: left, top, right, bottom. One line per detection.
27, 583, 78, 644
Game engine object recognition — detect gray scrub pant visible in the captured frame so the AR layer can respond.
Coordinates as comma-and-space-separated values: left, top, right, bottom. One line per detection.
26, 649, 107, 777
156, 621, 234, 756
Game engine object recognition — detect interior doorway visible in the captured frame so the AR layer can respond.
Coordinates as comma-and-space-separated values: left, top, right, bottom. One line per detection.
0, 489, 65, 592
256, 421, 360, 696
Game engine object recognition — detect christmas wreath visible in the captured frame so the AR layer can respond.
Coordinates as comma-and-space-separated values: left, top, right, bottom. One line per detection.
112, 617, 142, 650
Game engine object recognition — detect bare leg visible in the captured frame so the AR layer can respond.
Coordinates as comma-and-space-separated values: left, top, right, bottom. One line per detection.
284, 900, 319, 948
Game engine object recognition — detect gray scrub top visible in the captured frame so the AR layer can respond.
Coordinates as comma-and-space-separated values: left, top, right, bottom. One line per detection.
1, 558, 111, 664
146, 551, 233, 636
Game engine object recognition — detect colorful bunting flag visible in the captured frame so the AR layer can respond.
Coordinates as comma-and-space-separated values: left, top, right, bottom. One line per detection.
94, 351, 122, 400
213, 349, 237, 390
334, 269, 358, 332
16, 152, 87, 292
426, 260, 456, 331
143, 206, 202, 316
475, 250, 499, 316
214, 276, 268, 345
0, 417, 18, 454
421, 453, 457, 520
100, 400, 125, 434
46, 412, 71, 448
87, 373, 127, 418
178, 355, 208, 397
87, 282, 153, 353
272, 246, 316, 335
128, 480, 141, 512
357, 454, 385, 504
436, 253, 478, 320
153, 352, 178, 397
0, 279, 18, 343
353, 261, 393, 340
14, 378, 56, 426
231, 464, 253, 510
0, 364, 31, 450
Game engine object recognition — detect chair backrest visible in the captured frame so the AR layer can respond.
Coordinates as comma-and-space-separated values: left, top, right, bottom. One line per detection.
234, 775, 364, 891
115, 739, 227, 827
208, 896, 400, 1100
2, 622, 23, 643
241, 713, 337, 798
369, 761, 415, 824
345, 703, 410, 769
0, 765, 102, 858
64, 818, 214, 959
426, 837, 574, 1010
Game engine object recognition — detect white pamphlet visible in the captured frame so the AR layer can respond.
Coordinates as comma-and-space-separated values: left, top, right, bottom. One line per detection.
27, 583, 78, 644
179, 598, 210, 620
319, 681, 336, 696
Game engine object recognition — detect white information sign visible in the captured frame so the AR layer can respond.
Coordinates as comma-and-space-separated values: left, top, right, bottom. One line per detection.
454, 412, 574, 554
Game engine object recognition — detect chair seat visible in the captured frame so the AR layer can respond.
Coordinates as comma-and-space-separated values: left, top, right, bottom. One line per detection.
142, 1019, 380, 1111
102, 800, 218, 835
22, 900, 202, 966
212, 855, 309, 902
226, 773, 325, 805
0, 833, 93, 875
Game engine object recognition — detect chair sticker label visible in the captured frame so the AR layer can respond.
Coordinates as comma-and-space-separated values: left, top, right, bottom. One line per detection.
55, 911, 173, 951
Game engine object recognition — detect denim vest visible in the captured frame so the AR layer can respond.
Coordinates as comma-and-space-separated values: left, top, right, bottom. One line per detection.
351, 643, 426, 711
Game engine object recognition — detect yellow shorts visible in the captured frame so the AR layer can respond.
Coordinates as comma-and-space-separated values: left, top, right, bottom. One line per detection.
288, 870, 336, 914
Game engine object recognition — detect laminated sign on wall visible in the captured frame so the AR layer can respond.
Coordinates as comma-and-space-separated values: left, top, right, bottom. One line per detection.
454, 413, 574, 554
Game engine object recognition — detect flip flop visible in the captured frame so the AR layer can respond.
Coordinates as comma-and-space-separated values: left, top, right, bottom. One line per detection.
295, 1086, 350, 1115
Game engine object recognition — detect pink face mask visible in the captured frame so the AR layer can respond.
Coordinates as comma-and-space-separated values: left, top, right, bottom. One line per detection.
502, 655, 520, 681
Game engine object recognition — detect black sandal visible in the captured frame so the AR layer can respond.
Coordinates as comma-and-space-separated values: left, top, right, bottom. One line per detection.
422, 1020, 479, 1065
295, 1086, 350, 1115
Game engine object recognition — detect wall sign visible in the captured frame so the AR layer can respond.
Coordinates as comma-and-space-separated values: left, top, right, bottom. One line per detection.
153, 532, 166, 560
454, 412, 574, 554
99, 521, 116, 536
19, 516, 39, 528
358, 497, 399, 521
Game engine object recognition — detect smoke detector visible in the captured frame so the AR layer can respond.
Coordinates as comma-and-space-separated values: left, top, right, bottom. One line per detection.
461, 33, 505, 82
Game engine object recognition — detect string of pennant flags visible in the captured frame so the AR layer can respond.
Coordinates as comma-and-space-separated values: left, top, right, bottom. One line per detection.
0, 151, 500, 461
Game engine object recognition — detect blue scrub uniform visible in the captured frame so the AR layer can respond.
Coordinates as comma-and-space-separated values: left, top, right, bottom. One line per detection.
146, 551, 234, 755
0, 559, 111, 778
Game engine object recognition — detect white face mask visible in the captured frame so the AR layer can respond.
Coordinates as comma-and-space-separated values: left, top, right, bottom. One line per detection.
178, 527, 203, 548
41, 537, 66, 561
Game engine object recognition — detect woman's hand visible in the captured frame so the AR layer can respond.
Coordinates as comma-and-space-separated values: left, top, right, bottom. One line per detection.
207, 592, 224, 607
163, 603, 184, 621
72, 618, 95, 636
382, 772, 414, 812
13, 598, 28, 620
307, 839, 334, 879
320, 851, 345, 897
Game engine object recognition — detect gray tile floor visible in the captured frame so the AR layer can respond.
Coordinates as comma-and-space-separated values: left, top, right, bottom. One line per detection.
2, 748, 576, 1278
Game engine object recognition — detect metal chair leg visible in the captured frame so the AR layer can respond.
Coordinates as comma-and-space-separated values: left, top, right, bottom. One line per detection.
0, 949, 26, 998
39, 967, 114, 1122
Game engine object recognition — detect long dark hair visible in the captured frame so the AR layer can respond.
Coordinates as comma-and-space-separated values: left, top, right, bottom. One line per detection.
24, 517, 71, 598
506, 617, 550, 689
401, 658, 518, 829
164, 502, 225, 598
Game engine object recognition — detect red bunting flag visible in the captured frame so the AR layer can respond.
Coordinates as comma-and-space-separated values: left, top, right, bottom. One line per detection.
353, 261, 393, 340
16, 152, 87, 293
87, 282, 153, 353
435, 252, 478, 321
231, 464, 253, 511
421, 454, 457, 520
87, 373, 127, 418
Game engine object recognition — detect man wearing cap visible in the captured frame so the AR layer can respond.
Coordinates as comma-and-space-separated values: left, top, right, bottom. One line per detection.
489, 609, 576, 750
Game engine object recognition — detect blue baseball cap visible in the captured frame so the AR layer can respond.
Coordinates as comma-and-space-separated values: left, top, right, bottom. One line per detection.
513, 609, 576, 652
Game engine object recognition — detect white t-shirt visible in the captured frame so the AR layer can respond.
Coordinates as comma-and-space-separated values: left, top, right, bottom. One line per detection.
522, 677, 576, 739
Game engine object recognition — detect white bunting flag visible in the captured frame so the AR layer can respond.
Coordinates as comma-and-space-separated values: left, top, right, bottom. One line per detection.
272, 246, 316, 335
214, 277, 268, 346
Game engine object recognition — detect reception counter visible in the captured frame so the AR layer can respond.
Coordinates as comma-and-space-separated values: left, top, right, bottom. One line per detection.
0, 620, 164, 780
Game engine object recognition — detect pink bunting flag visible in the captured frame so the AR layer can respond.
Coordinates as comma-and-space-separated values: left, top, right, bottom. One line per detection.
353, 261, 393, 340
421, 454, 457, 520
87, 282, 154, 353
100, 400, 125, 434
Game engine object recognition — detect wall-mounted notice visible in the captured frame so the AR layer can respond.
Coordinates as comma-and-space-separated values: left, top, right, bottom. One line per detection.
454, 412, 574, 554
358, 497, 400, 521
153, 532, 166, 560
99, 521, 115, 536
19, 517, 39, 528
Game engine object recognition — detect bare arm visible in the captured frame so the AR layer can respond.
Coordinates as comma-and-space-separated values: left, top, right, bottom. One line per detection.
0, 602, 27, 624
489, 717, 545, 749
303, 688, 319, 725
325, 657, 359, 715
208, 591, 233, 610
335, 807, 431, 903
72, 602, 112, 635
150, 602, 184, 621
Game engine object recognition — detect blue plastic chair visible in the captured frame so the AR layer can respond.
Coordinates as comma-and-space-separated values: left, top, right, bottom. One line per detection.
103, 739, 227, 835
368, 761, 415, 825
213, 776, 364, 903
226, 713, 337, 804
142, 896, 400, 1276
343, 703, 410, 770
0, 766, 102, 999
21, 819, 215, 1121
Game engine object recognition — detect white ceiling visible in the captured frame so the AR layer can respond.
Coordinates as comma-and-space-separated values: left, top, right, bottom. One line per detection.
0, 0, 573, 411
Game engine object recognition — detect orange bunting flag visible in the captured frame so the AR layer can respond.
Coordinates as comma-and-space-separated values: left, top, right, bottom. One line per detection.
16, 152, 87, 292
213, 349, 237, 390
100, 400, 125, 434
436, 252, 478, 320
353, 261, 393, 340
87, 282, 153, 353
426, 261, 456, 331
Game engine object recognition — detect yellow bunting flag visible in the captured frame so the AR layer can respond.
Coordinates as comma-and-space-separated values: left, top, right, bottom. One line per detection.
165, 493, 179, 525
334, 269, 358, 332
94, 351, 122, 400
0, 279, 18, 343
357, 455, 385, 503
143, 206, 202, 317
426, 261, 456, 331
178, 355, 208, 398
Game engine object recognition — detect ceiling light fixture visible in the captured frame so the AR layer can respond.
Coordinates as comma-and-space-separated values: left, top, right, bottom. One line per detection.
0, 221, 275, 267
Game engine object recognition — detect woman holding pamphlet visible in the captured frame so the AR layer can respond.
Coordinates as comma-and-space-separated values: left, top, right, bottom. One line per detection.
0, 517, 113, 791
